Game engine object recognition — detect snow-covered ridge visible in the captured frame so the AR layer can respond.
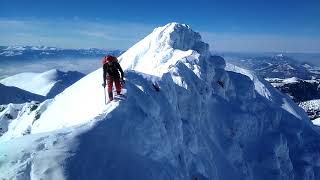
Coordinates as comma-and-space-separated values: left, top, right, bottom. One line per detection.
1, 23, 320, 180
226, 63, 272, 100
27, 22, 226, 134
0, 69, 85, 98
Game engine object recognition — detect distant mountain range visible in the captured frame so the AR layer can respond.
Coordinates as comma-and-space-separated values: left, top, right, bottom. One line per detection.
266, 77, 320, 102
0, 45, 124, 60
266, 77, 320, 121
227, 55, 320, 121
228, 54, 320, 79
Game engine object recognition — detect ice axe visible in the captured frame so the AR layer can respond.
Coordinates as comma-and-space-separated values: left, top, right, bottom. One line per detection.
102, 83, 107, 105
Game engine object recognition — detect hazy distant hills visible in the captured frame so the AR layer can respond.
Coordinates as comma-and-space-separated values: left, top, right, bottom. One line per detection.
227, 54, 320, 121
227, 54, 320, 79
0, 45, 124, 60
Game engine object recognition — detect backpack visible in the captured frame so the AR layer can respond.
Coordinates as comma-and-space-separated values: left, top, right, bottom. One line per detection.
102, 55, 120, 77
102, 55, 118, 65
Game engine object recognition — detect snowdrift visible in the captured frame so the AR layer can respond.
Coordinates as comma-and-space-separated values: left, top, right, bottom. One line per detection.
1, 23, 320, 180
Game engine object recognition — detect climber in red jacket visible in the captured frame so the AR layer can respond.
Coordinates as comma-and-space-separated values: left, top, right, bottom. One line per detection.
102, 55, 124, 101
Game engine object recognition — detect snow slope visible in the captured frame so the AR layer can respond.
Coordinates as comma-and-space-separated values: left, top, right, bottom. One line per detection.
0, 69, 85, 98
0, 84, 45, 105
0, 101, 50, 139
1, 23, 320, 180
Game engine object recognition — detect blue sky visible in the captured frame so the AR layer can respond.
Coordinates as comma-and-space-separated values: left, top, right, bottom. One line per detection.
0, 0, 319, 52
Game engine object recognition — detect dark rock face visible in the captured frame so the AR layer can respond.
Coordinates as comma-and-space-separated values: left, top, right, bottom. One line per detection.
267, 79, 320, 102
265, 78, 320, 121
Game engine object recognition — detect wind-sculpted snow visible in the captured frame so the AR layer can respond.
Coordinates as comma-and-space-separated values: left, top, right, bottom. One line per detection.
120, 23, 209, 77
1, 23, 320, 180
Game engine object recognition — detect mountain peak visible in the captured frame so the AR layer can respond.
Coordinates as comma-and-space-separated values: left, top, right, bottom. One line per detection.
119, 23, 210, 76
274, 53, 290, 60
1, 23, 319, 180
151, 22, 208, 53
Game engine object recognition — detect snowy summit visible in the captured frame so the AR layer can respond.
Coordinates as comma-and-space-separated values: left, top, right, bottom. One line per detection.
120, 23, 211, 76
0, 23, 320, 180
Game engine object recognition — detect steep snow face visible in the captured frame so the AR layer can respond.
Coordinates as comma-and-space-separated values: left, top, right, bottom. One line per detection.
0, 69, 84, 98
29, 68, 113, 133
226, 63, 272, 100
1, 23, 320, 180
